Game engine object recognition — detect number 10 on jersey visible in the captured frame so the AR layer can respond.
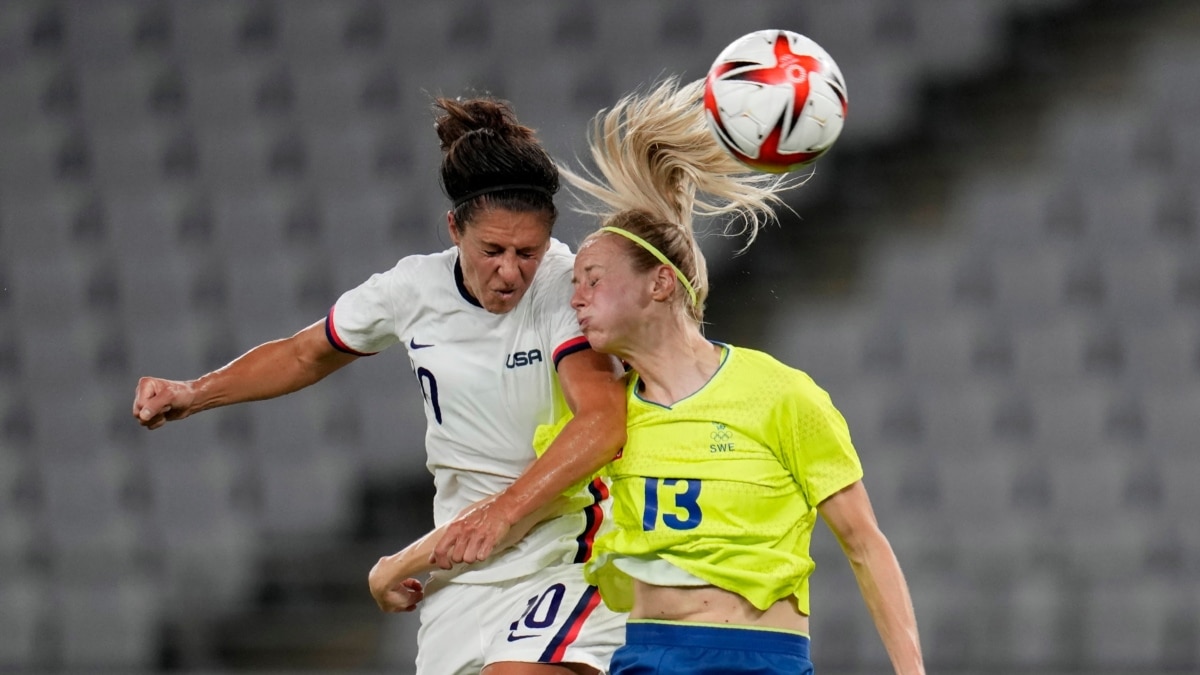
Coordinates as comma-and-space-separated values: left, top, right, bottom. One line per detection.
642, 478, 703, 531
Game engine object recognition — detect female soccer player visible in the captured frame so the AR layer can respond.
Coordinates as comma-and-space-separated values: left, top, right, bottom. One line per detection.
562, 78, 926, 675
132, 95, 627, 675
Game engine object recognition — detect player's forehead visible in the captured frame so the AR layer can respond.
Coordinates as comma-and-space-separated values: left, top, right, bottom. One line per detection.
465, 208, 551, 249
574, 235, 627, 272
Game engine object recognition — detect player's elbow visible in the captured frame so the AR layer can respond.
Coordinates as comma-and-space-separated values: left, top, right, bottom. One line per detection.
590, 411, 627, 463
368, 556, 390, 591
838, 521, 892, 568
600, 415, 627, 453
573, 399, 627, 459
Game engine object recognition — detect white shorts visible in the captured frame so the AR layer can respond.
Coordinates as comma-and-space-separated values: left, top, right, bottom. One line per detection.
415, 564, 627, 674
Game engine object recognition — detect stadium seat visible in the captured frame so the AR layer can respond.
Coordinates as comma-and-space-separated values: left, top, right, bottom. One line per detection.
1139, 36, 1200, 123
1161, 453, 1200, 520
193, 123, 273, 189
868, 236, 963, 318
13, 322, 93, 403
898, 313, 991, 383
168, 0, 247, 64
910, 0, 1004, 80
1081, 176, 1169, 248
1082, 579, 1182, 669
209, 188, 301, 261
375, 606, 423, 669
223, 256, 317, 346
60, 0, 141, 67
937, 452, 1025, 525
302, 121, 386, 191
1142, 385, 1200, 457
1044, 100, 1142, 177
916, 382, 1008, 454
909, 569, 990, 669
275, 1, 350, 64
956, 172, 1056, 249
252, 448, 357, 538
988, 245, 1075, 323
0, 62, 60, 132
0, 463, 35, 577
143, 439, 258, 616
1025, 385, 1120, 455
124, 314, 214, 396
1097, 244, 1182, 321
89, 127, 174, 192
767, 305, 894, 386
1042, 449, 1130, 525
0, 123, 65, 203
290, 63, 369, 125
34, 448, 144, 581
354, 388, 434, 476
824, 384, 902, 454
0, 575, 46, 670
55, 576, 160, 670
76, 60, 166, 133
1004, 569, 1079, 668
320, 186, 420, 282
1010, 317, 1098, 384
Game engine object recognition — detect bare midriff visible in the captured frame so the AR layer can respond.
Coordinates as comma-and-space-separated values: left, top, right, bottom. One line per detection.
630, 580, 810, 634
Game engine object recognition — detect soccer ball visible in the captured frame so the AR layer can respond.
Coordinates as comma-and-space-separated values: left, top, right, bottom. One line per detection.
704, 29, 848, 173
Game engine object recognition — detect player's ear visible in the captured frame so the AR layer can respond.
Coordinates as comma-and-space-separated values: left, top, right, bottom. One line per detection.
446, 211, 461, 246
650, 265, 677, 303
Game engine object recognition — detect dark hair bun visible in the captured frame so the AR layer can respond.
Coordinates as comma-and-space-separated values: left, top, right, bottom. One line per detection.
434, 96, 559, 220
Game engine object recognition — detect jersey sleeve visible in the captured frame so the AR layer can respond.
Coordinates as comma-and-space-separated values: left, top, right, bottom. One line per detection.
778, 374, 864, 508
326, 264, 405, 356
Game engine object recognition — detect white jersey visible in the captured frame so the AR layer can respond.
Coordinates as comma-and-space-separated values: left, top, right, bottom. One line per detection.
327, 239, 605, 583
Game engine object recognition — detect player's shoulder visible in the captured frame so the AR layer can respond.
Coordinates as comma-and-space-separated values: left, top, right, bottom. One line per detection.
391, 246, 457, 275
726, 344, 801, 378
365, 246, 456, 292
538, 238, 576, 277
527, 238, 576, 299
725, 344, 830, 400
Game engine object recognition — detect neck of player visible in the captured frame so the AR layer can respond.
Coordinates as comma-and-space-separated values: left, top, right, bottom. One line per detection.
623, 323, 722, 408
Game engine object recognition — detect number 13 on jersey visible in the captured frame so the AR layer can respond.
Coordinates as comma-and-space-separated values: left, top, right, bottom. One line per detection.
642, 478, 703, 531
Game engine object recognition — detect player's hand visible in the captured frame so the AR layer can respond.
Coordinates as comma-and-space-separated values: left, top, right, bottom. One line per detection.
371, 577, 424, 613
430, 496, 514, 570
132, 377, 196, 430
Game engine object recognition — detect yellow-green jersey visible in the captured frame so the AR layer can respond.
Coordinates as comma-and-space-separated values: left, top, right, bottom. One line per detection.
584, 344, 863, 615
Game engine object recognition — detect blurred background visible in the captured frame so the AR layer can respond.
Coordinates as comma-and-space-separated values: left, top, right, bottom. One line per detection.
0, 0, 1197, 673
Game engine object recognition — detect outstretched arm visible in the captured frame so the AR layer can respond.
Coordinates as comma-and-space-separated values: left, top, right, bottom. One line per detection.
430, 348, 626, 568
368, 493, 570, 612
819, 480, 925, 675
132, 319, 358, 429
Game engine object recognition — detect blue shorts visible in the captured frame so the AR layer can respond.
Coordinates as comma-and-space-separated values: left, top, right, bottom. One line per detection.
610, 620, 814, 674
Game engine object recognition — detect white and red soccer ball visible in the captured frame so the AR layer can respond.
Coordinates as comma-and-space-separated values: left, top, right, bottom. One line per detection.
704, 29, 848, 173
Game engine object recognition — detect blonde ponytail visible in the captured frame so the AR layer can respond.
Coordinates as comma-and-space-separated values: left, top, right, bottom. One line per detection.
560, 77, 797, 247
560, 77, 802, 322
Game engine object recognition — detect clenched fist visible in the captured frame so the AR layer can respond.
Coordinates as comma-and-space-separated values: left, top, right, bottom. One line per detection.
131, 377, 196, 430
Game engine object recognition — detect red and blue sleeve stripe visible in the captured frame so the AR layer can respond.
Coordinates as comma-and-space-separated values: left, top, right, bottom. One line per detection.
325, 306, 378, 357
552, 335, 590, 369
572, 478, 608, 564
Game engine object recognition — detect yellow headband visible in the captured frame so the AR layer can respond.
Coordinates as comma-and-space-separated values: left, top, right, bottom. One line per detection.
600, 226, 698, 307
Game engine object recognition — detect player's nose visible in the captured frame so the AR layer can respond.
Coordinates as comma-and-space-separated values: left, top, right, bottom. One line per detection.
496, 253, 520, 283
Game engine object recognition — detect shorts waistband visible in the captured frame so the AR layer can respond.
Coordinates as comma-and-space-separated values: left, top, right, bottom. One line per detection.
624, 621, 811, 657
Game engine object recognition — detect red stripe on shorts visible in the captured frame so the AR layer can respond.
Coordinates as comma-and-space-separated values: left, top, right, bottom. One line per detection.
539, 585, 602, 663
